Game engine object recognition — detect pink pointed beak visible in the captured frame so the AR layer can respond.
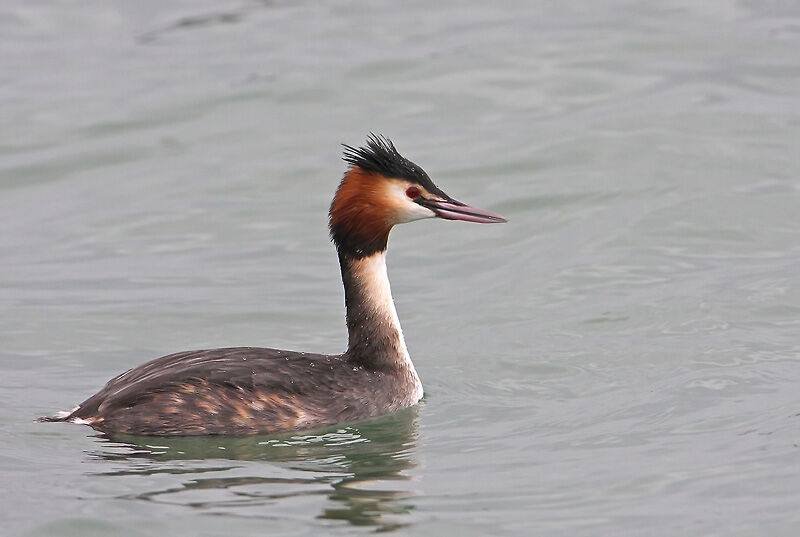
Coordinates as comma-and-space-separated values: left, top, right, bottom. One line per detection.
419, 198, 507, 223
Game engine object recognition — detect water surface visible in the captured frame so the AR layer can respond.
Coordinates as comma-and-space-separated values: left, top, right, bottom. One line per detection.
2, 1, 800, 535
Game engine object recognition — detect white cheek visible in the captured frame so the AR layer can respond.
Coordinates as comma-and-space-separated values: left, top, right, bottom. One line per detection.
399, 202, 436, 223
388, 184, 436, 223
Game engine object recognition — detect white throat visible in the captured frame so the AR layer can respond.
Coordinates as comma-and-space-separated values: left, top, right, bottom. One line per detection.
349, 252, 423, 400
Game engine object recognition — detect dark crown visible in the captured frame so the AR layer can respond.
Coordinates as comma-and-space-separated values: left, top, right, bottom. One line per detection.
342, 134, 446, 197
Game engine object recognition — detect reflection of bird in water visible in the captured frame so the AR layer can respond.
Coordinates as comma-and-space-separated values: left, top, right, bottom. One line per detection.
88, 406, 420, 531
42, 135, 505, 436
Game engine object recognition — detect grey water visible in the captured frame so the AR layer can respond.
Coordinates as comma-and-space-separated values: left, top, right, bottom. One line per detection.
2, 1, 800, 535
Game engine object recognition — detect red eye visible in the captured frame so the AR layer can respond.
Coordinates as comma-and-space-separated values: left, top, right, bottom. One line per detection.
406, 186, 420, 199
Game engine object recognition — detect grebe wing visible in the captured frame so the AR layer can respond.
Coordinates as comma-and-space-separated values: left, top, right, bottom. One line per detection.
103, 347, 297, 388
77, 347, 339, 418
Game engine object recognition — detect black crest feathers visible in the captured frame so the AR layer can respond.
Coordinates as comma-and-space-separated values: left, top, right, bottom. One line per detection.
341, 134, 445, 196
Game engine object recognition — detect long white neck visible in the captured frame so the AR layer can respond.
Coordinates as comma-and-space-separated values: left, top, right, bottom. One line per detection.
339, 251, 423, 398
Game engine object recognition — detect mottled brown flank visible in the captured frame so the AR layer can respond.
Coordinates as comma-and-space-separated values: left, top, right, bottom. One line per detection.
115, 379, 320, 435
63, 345, 420, 436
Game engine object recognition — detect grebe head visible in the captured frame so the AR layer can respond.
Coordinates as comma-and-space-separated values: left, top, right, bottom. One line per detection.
330, 135, 506, 258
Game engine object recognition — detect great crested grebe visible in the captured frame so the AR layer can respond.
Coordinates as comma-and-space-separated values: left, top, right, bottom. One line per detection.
42, 135, 506, 436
